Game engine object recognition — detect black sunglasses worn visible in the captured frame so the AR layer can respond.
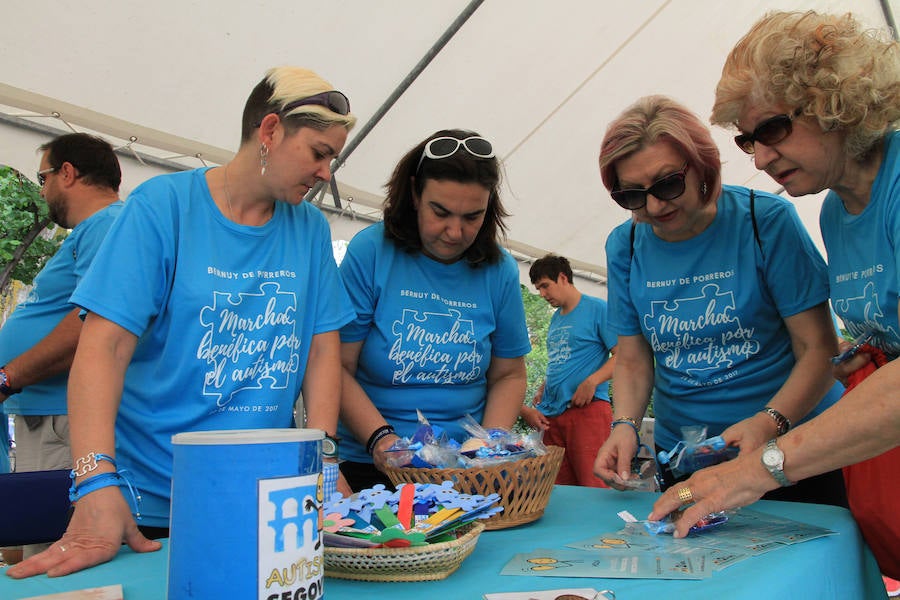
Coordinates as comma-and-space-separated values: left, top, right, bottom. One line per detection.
734, 108, 802, 155
611, 163, 690, 211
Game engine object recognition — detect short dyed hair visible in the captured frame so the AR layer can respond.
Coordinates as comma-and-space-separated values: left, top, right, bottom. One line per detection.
529, 254, 573, 284
712, 11, 900, 161
39, 133, 121, 192
240, 66, 357, 143
382, 128, 508, 266
599, 95, 721, 206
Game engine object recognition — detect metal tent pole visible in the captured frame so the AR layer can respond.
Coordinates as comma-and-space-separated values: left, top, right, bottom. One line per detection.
306, 0, 485, 207
879, 0, 899, 41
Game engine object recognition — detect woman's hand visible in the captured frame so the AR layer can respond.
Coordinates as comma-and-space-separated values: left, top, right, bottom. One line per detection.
593, 425, 638, 490
832, 343, 872, 386
720, 412, 776, 455
371, 433, 402, 473
648, 451, 777, 538
5, 486, 161, 579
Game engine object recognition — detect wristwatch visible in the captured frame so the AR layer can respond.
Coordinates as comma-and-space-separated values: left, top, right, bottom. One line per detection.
0, 366, 21, 396
322, 434, 340, 459
761, 438, 793, 487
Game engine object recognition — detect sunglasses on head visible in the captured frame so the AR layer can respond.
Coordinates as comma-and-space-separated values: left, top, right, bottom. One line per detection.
37, 167, 57, 186
253, 91, 351, 127
734, 108, 802, 155
610, 163, 690, 210
280, 90, 351, 116
415, 136, 495, 174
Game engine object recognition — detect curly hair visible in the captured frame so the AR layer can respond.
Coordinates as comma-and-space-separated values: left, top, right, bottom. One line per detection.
382, 129, 508, 266
713, 11, 900, 160
599, 95, 721, 206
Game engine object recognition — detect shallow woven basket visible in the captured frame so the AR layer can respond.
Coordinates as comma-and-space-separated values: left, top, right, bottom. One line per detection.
383, 445, 564, 530
324, 521, 484, 582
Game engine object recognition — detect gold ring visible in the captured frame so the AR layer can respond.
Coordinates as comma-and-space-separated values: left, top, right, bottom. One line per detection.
677, 486, 694, 505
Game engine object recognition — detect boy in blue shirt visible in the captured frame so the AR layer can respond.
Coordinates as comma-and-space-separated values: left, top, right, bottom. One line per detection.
521, 255, 616, 487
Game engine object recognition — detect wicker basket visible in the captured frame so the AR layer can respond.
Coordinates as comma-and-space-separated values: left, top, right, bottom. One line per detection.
383, 445, 564, 530
324, 521, 484, 582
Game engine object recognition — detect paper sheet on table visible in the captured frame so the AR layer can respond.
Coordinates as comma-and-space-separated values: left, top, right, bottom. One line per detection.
22, 584, 124, 600
483, 588, 601, 600
500, 547, 711, 579
564, 508, 835, 572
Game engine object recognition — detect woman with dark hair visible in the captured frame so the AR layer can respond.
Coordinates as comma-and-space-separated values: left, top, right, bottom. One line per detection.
337, 129, 531, 491
593, 95, 846, 509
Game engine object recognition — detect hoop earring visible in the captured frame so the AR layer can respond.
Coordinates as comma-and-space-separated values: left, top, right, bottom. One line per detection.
260, 144, 269, 176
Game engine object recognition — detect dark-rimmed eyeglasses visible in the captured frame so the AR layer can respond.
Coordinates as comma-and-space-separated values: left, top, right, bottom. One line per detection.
36, 167, 57, 186
734, 108, 802, 155
415, 136, 495, 174
610, 163, 690, 210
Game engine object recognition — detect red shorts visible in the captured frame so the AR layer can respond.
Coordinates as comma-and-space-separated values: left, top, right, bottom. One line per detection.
844, 447, 900, 578
542, 400, 612, 488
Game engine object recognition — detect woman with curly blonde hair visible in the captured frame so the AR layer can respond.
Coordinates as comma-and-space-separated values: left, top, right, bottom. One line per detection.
651, 12, 900, 587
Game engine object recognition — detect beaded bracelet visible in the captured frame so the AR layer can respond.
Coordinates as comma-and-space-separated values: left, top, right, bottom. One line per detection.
366, 424, 396, 455
611, 417, 642, 446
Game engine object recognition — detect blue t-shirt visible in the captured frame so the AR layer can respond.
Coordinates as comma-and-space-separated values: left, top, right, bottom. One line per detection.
0, 202, 123, 415
606, 185, 842, 450
539, 294, 616, 417
338, 223, 532, 463
821, 130, 900, 358
70, 168, 354, 526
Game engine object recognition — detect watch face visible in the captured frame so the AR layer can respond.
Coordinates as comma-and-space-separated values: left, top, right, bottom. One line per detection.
762, 448, 780, 467
322, 438, 337, 455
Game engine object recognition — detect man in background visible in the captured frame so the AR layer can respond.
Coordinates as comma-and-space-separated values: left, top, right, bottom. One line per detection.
0, 133, 123, 557
521, 254, 616, 487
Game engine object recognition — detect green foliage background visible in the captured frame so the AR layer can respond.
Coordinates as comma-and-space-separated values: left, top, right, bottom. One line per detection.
521, 283, 552, 404
0, 166, 66, 322
0, 166, 64, 292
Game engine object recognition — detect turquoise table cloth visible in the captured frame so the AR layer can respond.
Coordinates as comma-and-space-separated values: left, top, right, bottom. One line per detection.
0, 485, 884, 599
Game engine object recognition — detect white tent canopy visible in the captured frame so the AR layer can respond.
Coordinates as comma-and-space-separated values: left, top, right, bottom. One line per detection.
2, 0, 897, 297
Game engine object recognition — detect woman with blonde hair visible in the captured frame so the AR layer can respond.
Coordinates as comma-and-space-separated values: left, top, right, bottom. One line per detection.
7, 66, 357, 578
652, 11, 900, 586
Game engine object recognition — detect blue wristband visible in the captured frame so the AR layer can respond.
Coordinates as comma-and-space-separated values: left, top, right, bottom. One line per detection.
69, 468, 143, 519
69, 472, 121, 502
611, 418, 642, 446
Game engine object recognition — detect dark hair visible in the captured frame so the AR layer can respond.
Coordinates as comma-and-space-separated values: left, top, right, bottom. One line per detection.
382, 129, 508, 266
529, 254, 573, 284
39, 133, 121, 192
